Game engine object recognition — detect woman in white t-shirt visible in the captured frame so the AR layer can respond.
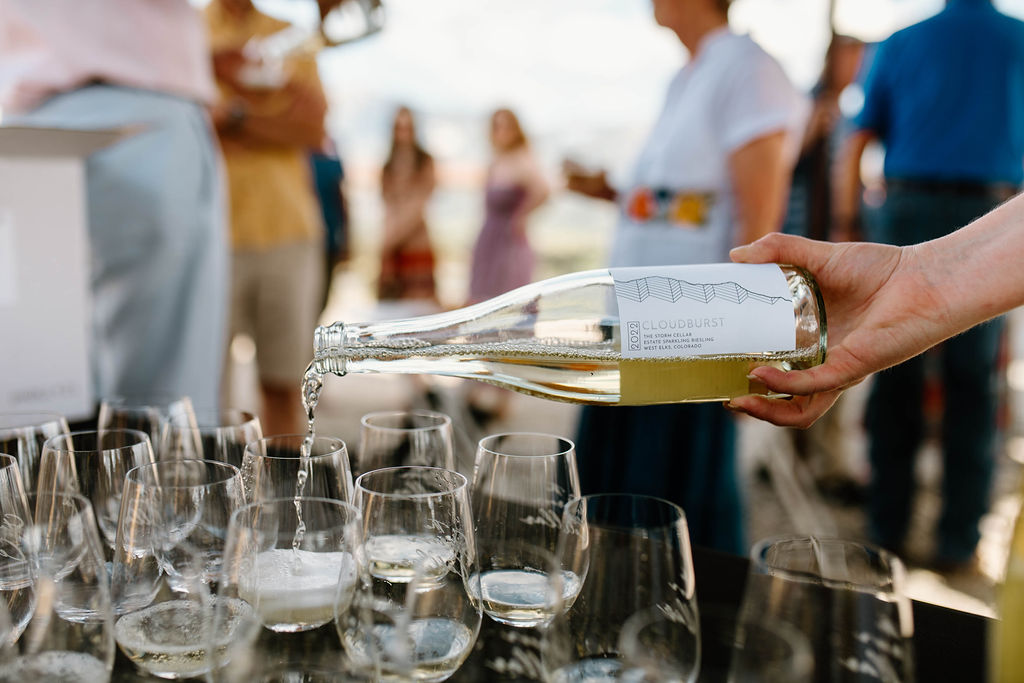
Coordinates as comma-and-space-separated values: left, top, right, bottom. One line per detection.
566, 0, 806, 554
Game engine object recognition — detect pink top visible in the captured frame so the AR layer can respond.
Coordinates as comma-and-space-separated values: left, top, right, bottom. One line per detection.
0, 0, 216, 113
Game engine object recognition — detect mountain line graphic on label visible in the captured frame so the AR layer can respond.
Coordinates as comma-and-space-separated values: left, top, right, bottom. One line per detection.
613, 276, 788, 305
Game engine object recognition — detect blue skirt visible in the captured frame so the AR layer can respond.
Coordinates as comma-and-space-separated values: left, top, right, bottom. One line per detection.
575, 403, 744, 555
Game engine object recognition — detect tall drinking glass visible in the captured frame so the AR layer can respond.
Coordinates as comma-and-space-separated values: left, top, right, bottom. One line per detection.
357, 410, 455, 475
543, 494, 701, 682
470, 433, 580, 627
159, 408, 263, 467
740, 536, 914, 683
0, 454, 33, 643
241, 435, 353, 503
97, 395, 195, 457
37, 429, 155, 558
0, 412, 69, 493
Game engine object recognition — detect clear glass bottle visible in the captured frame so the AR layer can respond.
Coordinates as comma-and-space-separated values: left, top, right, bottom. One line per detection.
313, 263, 826, 406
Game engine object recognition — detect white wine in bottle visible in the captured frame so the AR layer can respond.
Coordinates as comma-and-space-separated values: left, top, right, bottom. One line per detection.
313, 263, 826, 406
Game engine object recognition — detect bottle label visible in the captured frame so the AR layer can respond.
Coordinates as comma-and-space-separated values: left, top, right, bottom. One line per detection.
610, 263, 796, 358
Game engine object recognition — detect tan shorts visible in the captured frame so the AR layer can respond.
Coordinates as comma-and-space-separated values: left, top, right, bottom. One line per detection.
229, 241, 324, 387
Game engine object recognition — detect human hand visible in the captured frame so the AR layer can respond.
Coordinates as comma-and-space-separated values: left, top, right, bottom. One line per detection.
727, 233, 948, 427
562, 160, 615, 201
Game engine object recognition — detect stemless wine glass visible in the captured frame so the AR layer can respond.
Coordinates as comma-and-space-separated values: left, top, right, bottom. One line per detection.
543, 494, 701, 683
97, 395, 195, 457
7, 491, 115, 682
111, 460, 246, 679
0, 455, 33, 644
220, 496, 361, 634
357, 410, 455, 475
470, 433, 580, 627
621, 606, 813, 683
36, 429, 155, 559
345, 467, 480, 681
159, 408, 263, 467
241, 435, 353, 503
741, 536, 915, 683
0, 412, 69, 493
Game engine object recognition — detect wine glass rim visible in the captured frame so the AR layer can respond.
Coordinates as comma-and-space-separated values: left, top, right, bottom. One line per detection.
565, 492, 687, 521
0, 453, 18, 472
749, 534, 906, 590
360, 409, 452, 431
43, 428, 152, 454
354, 465, 467, 498
125, 458, 242, 488
169, 407, 259, 431
243, 434, 346, 458
477, 432, 575, 458
0, 411, 67, 431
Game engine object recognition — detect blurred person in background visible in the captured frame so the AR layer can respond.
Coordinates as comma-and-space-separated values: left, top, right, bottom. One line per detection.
207, 0, 328, 436
379, 105, 438, 308
776, 33, 867, 505
564, 0, 805, 553
466, 107, 549, 423
468, 108, 550, 304
0, 0, 226, 412
835, 0, 1024, 572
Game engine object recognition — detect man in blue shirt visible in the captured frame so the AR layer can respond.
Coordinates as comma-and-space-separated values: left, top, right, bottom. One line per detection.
836, 0, 1024, 571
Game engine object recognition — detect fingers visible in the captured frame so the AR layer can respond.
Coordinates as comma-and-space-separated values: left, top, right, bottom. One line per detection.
746, 364, 847, 397
726, 389, 842, 428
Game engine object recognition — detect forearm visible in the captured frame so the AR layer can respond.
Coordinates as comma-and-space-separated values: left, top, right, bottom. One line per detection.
729, 132, 789, 245
916, 193, 1024, 334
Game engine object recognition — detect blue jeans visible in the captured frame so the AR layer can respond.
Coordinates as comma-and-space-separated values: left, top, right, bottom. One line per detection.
15, 86, 227, 410
867, 186, 1005, 563
575, 403, 744, 555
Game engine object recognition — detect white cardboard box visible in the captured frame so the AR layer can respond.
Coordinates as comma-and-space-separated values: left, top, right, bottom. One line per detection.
0, 126, 126, 419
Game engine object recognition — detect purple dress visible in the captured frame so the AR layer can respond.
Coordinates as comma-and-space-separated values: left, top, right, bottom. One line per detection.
468, 182, 534, 302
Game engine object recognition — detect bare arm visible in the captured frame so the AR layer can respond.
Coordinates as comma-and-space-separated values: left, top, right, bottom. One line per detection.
728, 131, 790, 246
832, 129, 874, 241
727, 192, 1024, 427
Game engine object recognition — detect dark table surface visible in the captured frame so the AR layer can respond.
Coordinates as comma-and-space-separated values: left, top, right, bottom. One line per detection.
113, 545, 990, 681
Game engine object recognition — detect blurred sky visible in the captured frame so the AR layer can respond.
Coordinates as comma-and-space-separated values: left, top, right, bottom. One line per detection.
285, 0, 1024, 176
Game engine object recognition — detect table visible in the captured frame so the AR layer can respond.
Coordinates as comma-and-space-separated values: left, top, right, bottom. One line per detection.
113, 545, 989, 681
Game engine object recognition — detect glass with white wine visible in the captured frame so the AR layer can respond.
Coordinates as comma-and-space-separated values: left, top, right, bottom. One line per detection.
312, 263, 825, 406
469, 433, 582, 627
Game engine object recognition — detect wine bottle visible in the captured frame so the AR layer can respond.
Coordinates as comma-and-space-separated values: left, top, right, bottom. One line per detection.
313, 263, 825, 405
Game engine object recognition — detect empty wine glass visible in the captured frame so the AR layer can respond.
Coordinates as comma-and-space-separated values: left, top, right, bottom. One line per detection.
357, 410, 455, 475
97, 395, 195, 456
0, 454, 33, 644
219, 496, 361, 634
159, 408, 263, 467
344, 467, 481, 681
0, 412, 69, 493
5, 491, 115, 682
111, 459, 244, 615
241, 435, 353, 503
36, 430, 155, 559
470, 433, 580, 627
543, 494, 701, 683
740, 536, 914, 683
